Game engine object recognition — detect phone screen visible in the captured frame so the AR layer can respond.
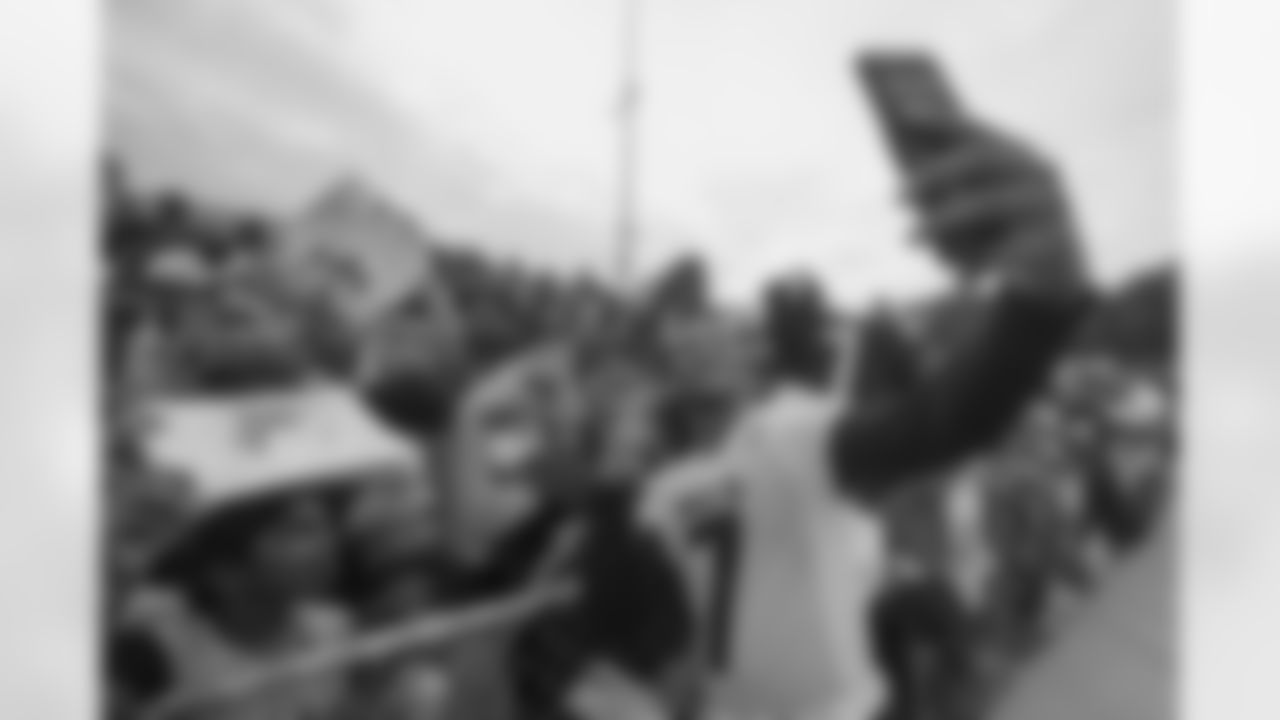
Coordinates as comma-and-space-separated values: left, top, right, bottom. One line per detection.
857, 51, 964, 170
857, 51, 1004, 271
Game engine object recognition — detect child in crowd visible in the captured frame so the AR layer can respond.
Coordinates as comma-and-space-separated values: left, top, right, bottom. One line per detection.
129, 490, 352, 720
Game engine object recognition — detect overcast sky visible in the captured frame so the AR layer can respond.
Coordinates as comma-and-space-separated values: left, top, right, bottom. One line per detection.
108, 0, 1172, 307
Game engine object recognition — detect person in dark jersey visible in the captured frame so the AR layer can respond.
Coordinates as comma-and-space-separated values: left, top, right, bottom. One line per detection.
364, 357, 694, 720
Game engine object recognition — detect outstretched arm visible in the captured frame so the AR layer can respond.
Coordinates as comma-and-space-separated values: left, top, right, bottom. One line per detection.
831, 288, 1090, 500
831, 122, 1094, 502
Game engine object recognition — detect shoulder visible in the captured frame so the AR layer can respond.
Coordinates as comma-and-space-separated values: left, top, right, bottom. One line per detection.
729, 387, 842, 469
637, 451, 737, 534
740, 386, 840, 432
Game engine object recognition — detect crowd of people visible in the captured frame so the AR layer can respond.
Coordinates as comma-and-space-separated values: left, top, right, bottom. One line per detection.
103, 107, 1176, 720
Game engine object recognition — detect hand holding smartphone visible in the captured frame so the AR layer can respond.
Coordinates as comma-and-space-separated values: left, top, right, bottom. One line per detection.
857, 50, 1089, 298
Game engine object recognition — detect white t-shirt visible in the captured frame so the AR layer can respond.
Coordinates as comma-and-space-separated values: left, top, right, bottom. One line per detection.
641, 388, 889, 720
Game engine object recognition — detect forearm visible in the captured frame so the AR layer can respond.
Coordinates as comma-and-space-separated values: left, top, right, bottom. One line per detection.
830, 286, 1092, 498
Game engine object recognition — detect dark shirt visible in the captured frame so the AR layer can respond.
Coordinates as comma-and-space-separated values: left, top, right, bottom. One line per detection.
108, 627, 173, 708
442, 486, 691, 717
1071, 425, 1161, 552
438, 501, 570, 604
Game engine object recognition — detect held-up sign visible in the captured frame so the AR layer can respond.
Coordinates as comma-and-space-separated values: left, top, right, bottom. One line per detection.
280, 179, 439, 329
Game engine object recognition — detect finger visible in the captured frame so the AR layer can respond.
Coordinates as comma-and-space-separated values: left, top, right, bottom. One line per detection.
905, 138, 1000, 202
968, 123, 1049, 172
921, 180, 1057, 238
906, 123, 1050, 202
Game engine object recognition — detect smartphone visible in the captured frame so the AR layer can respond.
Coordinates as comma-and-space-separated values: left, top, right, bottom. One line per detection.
857, 51, 965, 171
857, 51, 1002, 271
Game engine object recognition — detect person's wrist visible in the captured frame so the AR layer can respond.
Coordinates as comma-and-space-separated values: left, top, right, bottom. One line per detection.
995, 246, 1091, 308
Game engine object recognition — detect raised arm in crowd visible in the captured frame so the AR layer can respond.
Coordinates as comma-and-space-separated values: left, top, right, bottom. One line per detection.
830, 122, 1095, 502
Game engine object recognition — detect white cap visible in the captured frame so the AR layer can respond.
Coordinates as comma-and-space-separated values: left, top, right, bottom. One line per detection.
140, 383, 424, 511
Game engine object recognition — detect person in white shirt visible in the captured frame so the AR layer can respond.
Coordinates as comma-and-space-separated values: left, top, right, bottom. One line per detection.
637, 113, 1095, 720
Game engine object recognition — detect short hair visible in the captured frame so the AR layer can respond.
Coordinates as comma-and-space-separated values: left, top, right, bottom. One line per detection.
362, 371, 460, 441
853, 312, 923, 403
763, 272, 834, 386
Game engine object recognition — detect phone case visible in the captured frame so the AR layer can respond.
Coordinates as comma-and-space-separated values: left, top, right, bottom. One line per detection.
857, 52, 1004, 269
857, 52, 964, 170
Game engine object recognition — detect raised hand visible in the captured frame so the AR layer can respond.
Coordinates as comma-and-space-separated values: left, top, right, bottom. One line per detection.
908, 122, 1090, 299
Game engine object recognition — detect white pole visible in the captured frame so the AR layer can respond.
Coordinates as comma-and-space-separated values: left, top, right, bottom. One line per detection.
616, 0, 644, 290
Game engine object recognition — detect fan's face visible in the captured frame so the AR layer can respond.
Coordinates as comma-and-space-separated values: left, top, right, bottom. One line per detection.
443, 372, 548, 557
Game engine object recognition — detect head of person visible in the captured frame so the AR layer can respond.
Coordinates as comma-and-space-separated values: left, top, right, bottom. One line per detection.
763, 271, 836, 388
1106, 379, 1173, 490
153, 490, 340, 632
364, 359, 550, 566
363, 367, 476, 538
652, 255, 710, 318
852, 307, 924, 405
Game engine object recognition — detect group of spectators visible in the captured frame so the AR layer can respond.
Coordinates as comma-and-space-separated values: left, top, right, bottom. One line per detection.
869, 354, 1173, 720
104, 158, 1176, 720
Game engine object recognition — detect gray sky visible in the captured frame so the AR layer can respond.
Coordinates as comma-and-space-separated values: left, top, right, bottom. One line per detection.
109, 0, 1172, 306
